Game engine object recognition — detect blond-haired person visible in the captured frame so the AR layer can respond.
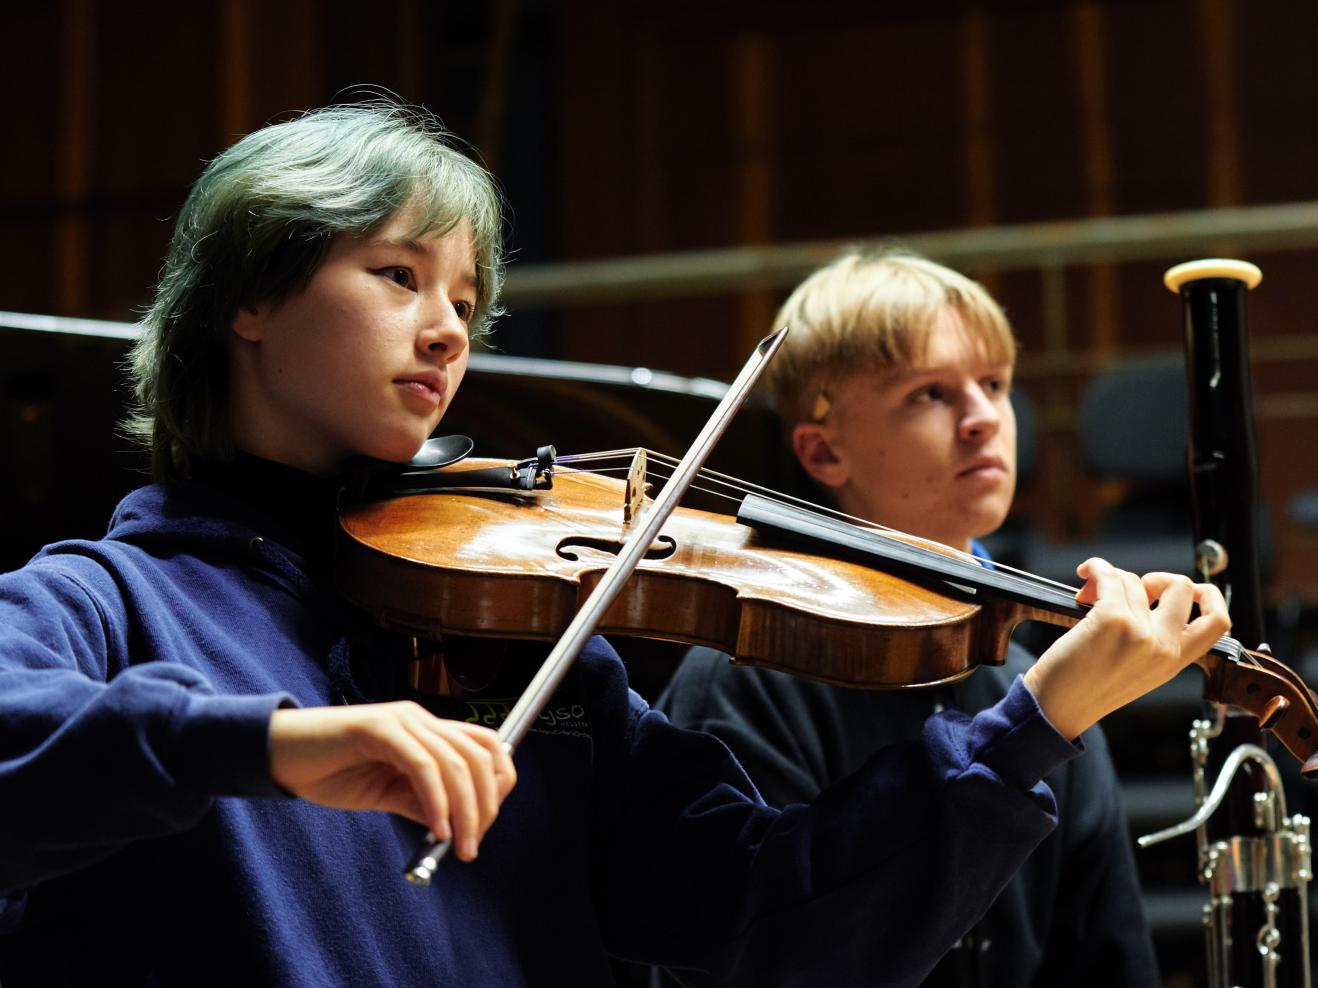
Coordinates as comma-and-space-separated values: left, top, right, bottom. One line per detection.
660, 250, 1161, 987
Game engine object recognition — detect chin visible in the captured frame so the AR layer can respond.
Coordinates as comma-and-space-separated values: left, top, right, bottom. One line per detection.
360, 432, 431, 465
971, 516, 1012, 546
957, 504, 1007, 540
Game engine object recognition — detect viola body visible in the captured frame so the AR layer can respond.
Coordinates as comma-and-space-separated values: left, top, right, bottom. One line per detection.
336, 460, 1055, 689
338, 454, 1318, 774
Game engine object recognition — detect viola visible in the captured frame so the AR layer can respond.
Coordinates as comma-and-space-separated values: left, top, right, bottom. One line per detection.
336, 447, 1318, 778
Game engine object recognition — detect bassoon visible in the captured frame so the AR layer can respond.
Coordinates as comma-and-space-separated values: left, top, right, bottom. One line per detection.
1143, 260, 1311, 988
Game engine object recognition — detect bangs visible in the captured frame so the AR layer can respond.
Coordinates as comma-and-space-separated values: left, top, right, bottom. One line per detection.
766, 249, 1018, 425
907, 292, 1017, 370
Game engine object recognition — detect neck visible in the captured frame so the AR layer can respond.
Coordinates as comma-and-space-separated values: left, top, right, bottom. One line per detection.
227, 348, 344, 478
191, 450, 341, 572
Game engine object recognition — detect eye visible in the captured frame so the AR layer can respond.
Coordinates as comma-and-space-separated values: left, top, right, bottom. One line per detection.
378, 267, 416, 290
453, 299, 475, 324
910, 383, 949, 405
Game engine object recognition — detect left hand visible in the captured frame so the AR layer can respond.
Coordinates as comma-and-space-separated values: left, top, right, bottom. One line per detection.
1023, 558, 1230, 740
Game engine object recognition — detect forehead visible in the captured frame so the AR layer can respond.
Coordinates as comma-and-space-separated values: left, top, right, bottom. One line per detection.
355, 210, 477, 274
373, 205, 473, 247
878, 309, 1012, 383
915, 310, 999, 363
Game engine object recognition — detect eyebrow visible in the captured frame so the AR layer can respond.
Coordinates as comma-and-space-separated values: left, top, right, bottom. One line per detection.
881, 366, 952, 385
875, 362, 1012, 390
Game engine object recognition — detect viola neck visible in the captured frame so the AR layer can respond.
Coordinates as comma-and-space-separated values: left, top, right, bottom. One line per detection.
736, 492, 1245, 665
737, 493, 1087, 619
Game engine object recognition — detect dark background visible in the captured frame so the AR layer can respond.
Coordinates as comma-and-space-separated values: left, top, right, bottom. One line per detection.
5, 0, 1318, 592
5, 2, 1318, 985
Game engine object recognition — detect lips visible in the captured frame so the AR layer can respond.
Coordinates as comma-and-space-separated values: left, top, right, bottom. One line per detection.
956, 455, 1008, 479
395, 373, 445, 407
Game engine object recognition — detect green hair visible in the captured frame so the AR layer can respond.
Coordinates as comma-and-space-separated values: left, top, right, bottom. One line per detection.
126, 101, 505, 480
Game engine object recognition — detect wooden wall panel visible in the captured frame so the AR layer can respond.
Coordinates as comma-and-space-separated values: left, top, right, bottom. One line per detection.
90, 5, 221, 195
770, 14, 966, 237
3, 0, 1318, 598
1103, 1, 1209, 213
4, 10, 63, 202
243, 0, 327, 131
1236, 4, 1318, 205
634, 33, 740, 251
989, 6, 1087, 223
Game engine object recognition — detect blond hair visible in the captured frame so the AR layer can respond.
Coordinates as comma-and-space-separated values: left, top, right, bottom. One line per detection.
766, 249, 1017, 427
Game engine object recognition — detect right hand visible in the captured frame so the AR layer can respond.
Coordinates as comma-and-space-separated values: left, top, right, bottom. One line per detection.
268, 702, 516, 861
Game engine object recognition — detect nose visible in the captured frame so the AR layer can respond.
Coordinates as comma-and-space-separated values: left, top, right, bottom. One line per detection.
417, 295, 469, 365
958, 383, 1002, 442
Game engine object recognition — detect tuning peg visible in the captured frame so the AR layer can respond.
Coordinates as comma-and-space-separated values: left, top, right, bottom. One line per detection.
1257, 642, 1273, 655
1195, 539, 1228, 577
1260, 695, 1290, 730
1303, 752, 1318, 780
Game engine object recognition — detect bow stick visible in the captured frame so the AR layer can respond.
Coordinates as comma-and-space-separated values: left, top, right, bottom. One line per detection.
404, 325, 789, 885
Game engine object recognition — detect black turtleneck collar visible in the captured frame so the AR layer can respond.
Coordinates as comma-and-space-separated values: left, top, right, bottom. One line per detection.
189, 451, 341, 574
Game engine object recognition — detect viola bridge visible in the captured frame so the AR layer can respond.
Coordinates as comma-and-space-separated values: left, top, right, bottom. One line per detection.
622, 447, 654, 531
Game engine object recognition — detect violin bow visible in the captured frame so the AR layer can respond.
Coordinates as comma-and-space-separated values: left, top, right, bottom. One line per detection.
404, 325, 790, 886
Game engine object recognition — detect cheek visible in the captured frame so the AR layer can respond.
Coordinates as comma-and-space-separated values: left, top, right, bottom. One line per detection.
997, 404, 1018, 449
451, 354, 470, 392
869, 456, 920, 507
340, 322, 400, 377
897, 428, 949, 481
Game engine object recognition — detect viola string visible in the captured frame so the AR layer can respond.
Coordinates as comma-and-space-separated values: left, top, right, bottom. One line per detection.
562, 448, 1082, 595
558, 453, 832, 528
634, 450, 1088, 601
555, 448, 1252, 659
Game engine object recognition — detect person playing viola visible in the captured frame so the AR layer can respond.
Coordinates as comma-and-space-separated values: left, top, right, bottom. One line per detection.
659, 250, 1163, 986
0, 104, 1225, 987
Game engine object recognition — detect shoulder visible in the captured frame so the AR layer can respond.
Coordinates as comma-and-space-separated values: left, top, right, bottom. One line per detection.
20, 486, 214, 604
15, 483, 209, 583
106, 482, 264, 554
3, 538, 130, 617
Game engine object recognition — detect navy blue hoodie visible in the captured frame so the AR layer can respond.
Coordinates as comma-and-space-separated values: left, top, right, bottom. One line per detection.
0, 475, 1078, 986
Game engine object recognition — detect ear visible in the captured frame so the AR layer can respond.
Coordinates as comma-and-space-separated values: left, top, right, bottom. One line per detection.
792, 422, 850, 489
230, 304, 267, 344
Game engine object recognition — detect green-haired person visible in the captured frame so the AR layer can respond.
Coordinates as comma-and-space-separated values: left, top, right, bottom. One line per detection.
0, 107, 1226, 987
